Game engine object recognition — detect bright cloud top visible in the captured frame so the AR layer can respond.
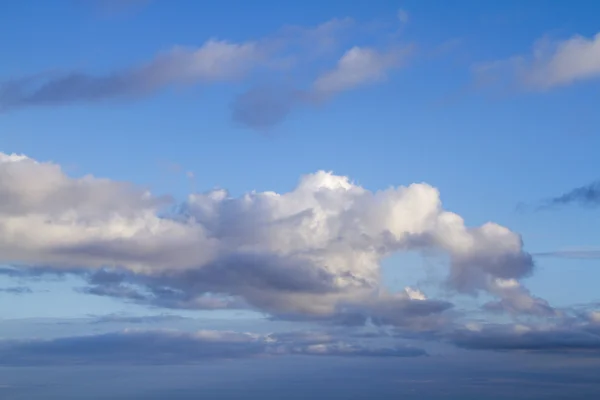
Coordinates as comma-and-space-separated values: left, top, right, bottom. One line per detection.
0, 153, 533, 324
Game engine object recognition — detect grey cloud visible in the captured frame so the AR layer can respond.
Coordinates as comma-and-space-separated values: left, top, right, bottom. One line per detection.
541, 181, 600, 208
449, 251, 534, 294
0, 329, 426, 366
79, 269, 247, 311
0, 39, 266, 112
231, 85, 308, 130
1, 16, 411, 129
449, 324, 600, 354
483, 298, 556, 318
0, 330, 265, 366
484, 279, 559, 318
534, 249, 600, 259
231, 45, 412, 129
89, 313, 190, 324
0, 286, 33, 295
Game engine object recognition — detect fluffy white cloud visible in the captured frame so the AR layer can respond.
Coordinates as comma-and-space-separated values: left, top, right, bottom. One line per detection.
0, 153, 533, 323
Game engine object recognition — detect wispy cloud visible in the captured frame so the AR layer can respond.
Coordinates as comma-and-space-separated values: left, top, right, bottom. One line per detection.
0, 16, 412, 129
0, 286, 33, 295
534, 249, 600, 260
541, 181, 600, 208
232, 45, 412, 129
0, 40, 268, 111
474, 31, 600, 91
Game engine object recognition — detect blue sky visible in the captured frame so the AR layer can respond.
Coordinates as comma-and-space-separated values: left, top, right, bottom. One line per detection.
1, 1, 600, 398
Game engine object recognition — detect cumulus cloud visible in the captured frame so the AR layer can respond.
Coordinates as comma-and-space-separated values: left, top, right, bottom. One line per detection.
0, 152, 535, 328
0, 329, 426, 366
474, 32, 600, 90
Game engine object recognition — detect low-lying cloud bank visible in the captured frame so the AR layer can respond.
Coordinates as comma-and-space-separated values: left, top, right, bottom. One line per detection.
0, 329, 426, 366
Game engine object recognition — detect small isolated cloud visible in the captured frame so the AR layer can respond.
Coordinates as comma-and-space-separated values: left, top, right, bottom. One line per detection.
474, 31, 600, 90
540, 181, 600, 209
534, 249, 600, 260
397, 9, 410, 24
0, 329, 426, 366
231, 85, 308, 130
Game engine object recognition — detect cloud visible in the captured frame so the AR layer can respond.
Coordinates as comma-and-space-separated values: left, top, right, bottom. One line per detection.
0, 329, 426, 366
397, 9, 410, 24
449, 322, 600, 354
534, 249, 600, 259
312, 46, 410, 98
1, 16, 412, 128
483, 278, 558, 317
231, 85, 308, 130
231, 45, 410, 129
1, 153, 533, 327
0, 286, 32, 295
540, 181, 600, 208
0, 40, 267, 112
89, 313, 189, 324
474, 32, 600, 90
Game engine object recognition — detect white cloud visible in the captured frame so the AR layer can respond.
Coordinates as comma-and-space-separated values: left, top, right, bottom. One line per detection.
141, 40, 267, 85
474, 32, 600, 90
313, 46, 410, 97
0, 153, 532, 323
524, 33, 600, 89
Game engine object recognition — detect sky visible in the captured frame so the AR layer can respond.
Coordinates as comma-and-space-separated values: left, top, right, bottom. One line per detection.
1, 0, 600, 398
